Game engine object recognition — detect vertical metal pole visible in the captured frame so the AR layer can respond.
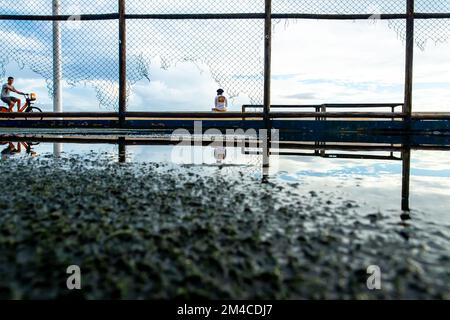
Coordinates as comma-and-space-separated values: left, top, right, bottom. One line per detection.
404, 0, 415, 119
401, 147, 411, 211
119, 0, 127, 127
52, 1, 63, 155
52, 0, 63, 115
262, 0, 272, 177
264, 0, 272, 131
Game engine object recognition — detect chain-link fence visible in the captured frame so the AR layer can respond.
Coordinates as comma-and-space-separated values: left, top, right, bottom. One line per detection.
273, 0, 406, 14
0, 1, 449, 111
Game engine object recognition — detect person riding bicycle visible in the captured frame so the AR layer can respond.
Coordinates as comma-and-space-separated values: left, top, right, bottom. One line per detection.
212, 89, 228, 112
1, 77, 25, 112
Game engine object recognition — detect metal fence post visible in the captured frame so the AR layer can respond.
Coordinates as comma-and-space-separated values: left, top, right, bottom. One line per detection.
119, 0, 127, 127
404, 0, 415, 120
264, 0, 272, 131
52, 0, 62, 116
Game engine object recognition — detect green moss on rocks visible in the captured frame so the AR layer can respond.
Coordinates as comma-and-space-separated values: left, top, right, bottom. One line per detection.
0, 154, 448, 299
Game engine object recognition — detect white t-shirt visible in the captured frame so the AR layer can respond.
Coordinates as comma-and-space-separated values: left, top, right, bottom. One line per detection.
1, 84, 15, 98
215, 95, 228, 111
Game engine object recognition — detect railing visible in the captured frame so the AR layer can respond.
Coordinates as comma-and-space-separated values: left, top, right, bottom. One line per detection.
242, 103, 404, 120
0, 109, 418, 120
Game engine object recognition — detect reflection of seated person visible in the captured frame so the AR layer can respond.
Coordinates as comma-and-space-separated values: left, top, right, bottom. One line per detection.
212, 89, 228, 112
214, 146, 227, 164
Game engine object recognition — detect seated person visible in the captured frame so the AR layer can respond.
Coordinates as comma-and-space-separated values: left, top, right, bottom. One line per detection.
212, 89, 228, 112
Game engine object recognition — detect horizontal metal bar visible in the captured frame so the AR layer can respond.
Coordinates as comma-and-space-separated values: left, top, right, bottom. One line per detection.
0, 112, 118, 118
415, 13, 450, 19
125, 13, 419, 20
1, 12, 450, 21
2, 111, 450, 120
125, 13, 265, 20
0, 112, 262, 119
275, 152, 402, 160
273, 13, 407, 20
278, 143, 450, 152
244, 103, 404, 109
244, 105, 322, 109
3, 135, 450, 151
270, 112, 405, 119
0, 136, 259, 147
323, 103, 403, 108
319, 154, 401, 160
0, 13, 119, 21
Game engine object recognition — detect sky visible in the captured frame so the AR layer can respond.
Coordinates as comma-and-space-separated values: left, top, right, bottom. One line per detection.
1, 1, 450, 112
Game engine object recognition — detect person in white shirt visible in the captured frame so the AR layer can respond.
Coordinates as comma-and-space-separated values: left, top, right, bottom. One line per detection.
1, 77, 25, 112
212, 89, 228, 112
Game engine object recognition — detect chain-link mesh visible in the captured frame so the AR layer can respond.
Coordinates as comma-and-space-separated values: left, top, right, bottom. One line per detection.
388, 19, 450, 49
3, 0, 448, 16
416, 1, 450, 13
0, 19, 119, 109
414, 1, 450, 48
126, 1, 264, 14
0, 0, 117, 15
0, 1, 450, 110
127, 19, 264, 104
273, 0, 406, 14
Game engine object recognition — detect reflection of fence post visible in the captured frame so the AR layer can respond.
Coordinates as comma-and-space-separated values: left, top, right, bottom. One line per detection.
261, 129, 270, 183
53, 143, 63, 158
401, 147, 411, 211
118, 137, 126, 163
404, 0, 414, 120
119, 0, 127, 127
52, 0, 63, 116
264, 0, 272, 131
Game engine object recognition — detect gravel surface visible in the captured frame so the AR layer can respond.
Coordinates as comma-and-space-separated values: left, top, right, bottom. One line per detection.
0, 153, 449, 299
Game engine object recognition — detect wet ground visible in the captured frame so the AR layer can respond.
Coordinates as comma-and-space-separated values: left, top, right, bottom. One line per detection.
0, 131, 449, 299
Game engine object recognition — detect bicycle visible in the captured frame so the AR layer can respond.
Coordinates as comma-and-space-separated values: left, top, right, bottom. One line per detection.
0, 93, 43, 120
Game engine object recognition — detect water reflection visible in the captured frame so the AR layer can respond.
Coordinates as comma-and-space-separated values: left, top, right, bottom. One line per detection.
402, 149, 411, 213
118, 137, 126, 164
1, 132, 450, 217
53, 142, 63, 158
0, 141, 38, 159
267, 140, 413, 214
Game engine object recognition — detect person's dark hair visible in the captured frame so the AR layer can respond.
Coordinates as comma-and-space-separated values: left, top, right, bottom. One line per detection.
7, 77, 14, 81
217, 89, 224, 94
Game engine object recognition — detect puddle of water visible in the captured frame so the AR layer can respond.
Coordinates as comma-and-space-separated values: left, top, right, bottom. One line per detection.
3, 137, 450, 221
0, 131, 449, 299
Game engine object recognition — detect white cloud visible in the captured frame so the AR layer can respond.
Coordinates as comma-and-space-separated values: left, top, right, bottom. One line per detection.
271, 20, 450, 111
1, 3, 450, 112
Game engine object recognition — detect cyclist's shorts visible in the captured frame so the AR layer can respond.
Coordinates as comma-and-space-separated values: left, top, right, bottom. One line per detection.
1, 97, 18, 105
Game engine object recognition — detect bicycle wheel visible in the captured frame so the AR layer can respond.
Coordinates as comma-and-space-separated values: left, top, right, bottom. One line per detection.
25, 107, 43, 121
